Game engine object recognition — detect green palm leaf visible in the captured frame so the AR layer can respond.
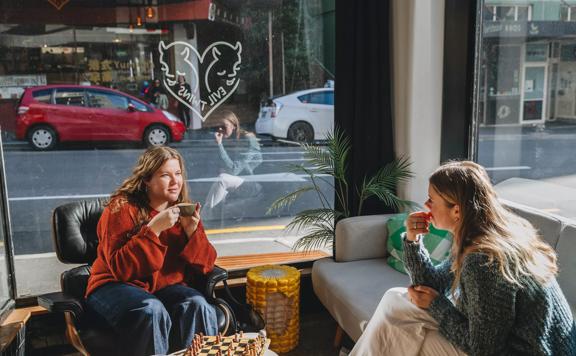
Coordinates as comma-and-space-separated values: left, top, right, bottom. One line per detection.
292, 225, 335, 251
266, 186, 315, 214
285, 208, 341, 232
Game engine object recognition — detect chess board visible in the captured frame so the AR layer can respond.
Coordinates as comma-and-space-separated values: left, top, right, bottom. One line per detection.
171, 334, 270, 356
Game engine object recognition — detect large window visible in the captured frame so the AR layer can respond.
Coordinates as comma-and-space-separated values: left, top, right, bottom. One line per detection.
477, 1, 576, 220
0, 0, 335, 297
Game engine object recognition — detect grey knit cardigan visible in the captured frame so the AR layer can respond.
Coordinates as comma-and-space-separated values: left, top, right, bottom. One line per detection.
403, 239, 576, 356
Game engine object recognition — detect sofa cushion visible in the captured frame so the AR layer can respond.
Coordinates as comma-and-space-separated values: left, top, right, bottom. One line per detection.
386, 214, 452, 274
503, 200, 563, 248
312, 257, 410, 341
556, 223, 576, 315
335, 214, 394, 262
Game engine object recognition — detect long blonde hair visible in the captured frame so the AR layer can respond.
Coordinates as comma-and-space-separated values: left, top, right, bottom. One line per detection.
216, 110, 248, 139
109, 146, 190, 224
429, 161, 557, 291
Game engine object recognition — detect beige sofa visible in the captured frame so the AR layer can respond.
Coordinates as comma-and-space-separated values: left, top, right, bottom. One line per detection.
311, 200, 576, 342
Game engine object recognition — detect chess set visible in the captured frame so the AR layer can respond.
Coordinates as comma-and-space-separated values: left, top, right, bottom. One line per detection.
171, 332, 270, 356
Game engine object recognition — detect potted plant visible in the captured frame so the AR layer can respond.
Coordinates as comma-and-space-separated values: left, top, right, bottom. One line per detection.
267, 128, 415, 251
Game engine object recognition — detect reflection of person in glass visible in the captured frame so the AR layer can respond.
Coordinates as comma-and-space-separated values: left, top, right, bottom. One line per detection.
177, 75, 192, 128
85, 146, 217, 356
203, 110, 263, 219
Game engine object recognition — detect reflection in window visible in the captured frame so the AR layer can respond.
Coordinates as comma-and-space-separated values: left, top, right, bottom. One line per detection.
88, 90, 128, 110
54, 89, 85, 106
31, 89, 52, 103
0, 0, 335, 297
476, 0, 576, 221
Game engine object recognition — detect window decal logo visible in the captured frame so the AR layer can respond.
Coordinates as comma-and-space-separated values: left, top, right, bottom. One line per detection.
158, 41, 242, 121
47, 0, 70, 10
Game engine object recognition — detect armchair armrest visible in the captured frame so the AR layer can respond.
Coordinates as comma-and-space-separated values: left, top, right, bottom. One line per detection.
204, 265, 228, 297
335, 214, 397, 262
37, 291, 85, 322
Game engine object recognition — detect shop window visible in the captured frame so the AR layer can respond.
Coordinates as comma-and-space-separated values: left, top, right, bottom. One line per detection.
560, 5, 576, 21
0, 0, 335, 297
475, 0, 576, 221
485, 4, 531, 21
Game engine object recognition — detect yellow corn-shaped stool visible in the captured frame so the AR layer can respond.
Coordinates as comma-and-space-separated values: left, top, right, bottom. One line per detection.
246, 265, 300, 353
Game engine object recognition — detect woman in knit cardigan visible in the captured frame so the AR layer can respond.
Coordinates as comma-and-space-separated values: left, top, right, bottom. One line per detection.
85, 146, 218, 356
351, 161, 575, 356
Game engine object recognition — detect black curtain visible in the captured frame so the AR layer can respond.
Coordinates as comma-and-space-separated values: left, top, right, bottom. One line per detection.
335, 0, 395, 217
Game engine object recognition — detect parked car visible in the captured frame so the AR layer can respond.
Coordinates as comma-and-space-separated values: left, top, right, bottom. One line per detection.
255, 88, 334, 143
16, 85, 185, 150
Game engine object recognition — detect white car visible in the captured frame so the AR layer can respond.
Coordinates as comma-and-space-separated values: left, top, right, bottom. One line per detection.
255, 88, 334, 142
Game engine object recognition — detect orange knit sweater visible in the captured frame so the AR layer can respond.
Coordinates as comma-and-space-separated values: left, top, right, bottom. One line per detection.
86, 198, 216, 297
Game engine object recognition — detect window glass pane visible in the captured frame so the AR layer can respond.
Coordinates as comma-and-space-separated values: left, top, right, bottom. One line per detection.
560, 6, 570, 21
517, 6, 530, 21
54, 88, 85, 106
130, 99, 149, 112
88, 90, 128, 109
496, 6, 516, 21
31, 89, 52, 103
307, 91, 333, 105
0, 0, 335, 297
484, 5, 496, 22
477, 1, 576, 220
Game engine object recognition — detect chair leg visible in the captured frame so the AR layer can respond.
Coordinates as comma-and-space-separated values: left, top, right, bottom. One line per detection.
64, 312, 90, 356
334, 324, 343, 349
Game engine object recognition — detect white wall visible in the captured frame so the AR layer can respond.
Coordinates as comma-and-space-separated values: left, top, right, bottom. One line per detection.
392, 0, 445, 206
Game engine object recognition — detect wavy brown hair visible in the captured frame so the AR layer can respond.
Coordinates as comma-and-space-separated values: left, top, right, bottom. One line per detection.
429, 161, 557, 292
109, 146, 190, 225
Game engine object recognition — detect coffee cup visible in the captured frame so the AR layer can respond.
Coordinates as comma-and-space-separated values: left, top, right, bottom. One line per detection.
176, 203, 196, 217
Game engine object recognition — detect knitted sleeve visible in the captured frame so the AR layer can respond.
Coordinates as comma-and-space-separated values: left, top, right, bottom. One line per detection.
98, 201, 168, 282
217, 134, 262, 175
427, 253, 517, 356
403, 235, 453, 294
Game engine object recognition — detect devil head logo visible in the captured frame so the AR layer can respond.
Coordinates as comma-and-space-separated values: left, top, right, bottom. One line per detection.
158, 40, 242, 121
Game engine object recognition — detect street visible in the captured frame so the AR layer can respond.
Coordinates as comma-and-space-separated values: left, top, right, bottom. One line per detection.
4, 136, 333, 255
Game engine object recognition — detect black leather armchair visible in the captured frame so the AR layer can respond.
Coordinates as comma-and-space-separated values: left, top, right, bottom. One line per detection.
37, 199, 233, 356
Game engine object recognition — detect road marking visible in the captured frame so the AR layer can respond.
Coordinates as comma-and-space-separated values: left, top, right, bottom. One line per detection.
8, 172, 332, 200
207, 225, 285, 235
262, 158, 311, 162
210, 237, 278, 244
9, 194, 110, 201
485, 166, 531, 171
188, 172, 330, 182
242, 151, 306, 155
15, 252, 56, 259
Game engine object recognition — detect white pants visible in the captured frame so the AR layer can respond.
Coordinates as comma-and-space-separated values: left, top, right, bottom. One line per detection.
204, 173, 245, 209
349, 287, 466, 356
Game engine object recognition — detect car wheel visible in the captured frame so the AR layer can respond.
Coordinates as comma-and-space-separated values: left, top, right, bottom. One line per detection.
28, 126, 57, 151
144, 125, 171, 147
287, 122, 314, 143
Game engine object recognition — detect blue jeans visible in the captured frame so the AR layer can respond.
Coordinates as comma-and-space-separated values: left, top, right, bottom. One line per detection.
86, 282, 218, 356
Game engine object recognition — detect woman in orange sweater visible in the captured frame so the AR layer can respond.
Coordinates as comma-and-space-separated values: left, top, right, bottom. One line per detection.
86, 146, 218, 356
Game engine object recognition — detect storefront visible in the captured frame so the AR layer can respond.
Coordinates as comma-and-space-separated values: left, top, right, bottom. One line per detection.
480, 20, 576, 125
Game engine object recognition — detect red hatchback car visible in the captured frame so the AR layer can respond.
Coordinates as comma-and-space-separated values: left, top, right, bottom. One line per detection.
16, 85, 186, 150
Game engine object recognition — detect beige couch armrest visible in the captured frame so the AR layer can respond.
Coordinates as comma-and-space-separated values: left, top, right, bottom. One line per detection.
335, 214, 396, 262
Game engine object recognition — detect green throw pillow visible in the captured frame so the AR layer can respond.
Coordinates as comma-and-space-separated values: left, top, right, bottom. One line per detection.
386, 213, 453, 274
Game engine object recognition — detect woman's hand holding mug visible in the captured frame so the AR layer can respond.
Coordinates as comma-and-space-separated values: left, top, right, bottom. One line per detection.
147, 206, 180, 236
179, 202, 201, 239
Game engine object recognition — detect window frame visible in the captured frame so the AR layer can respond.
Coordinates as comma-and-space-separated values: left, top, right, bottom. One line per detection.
484, 4, 532, 22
